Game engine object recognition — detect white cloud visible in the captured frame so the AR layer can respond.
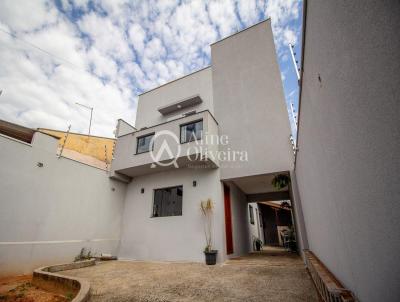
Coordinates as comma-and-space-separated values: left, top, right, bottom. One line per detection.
0, 0, 301, 137
143, 37, 166, 60
128, 23, 146, 55
79, 12, 133, 62
0, 8, 134, 136
237, 0, 259, 26
265, 0, 300, 53
0, 0, 58, 32
208, 0, 238, 37
283, 27, 297, 45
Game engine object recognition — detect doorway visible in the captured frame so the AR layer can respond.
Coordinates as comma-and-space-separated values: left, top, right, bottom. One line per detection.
258, 200, 295, 250
224, 184, 234, 254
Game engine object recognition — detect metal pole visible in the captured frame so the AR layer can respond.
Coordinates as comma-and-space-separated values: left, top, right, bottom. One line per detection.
58, 125, 71, 158
289, 43, 300, 81
75, 102, 93, 138
89, 107, 93, 137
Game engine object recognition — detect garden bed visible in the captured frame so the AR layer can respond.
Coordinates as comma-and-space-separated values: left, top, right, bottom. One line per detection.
0, 275, 74, 302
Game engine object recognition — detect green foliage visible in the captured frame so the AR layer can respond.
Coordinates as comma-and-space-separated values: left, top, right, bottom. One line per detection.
74, 247, 94, 262
66, 292, 74, 301
253, 237, 263, 251
271, 174, 290, 190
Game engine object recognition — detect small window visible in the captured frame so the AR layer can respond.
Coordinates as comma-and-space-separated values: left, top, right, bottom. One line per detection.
249, 205, 254, 224
136, 133, 154, 154
180, 120, 203, 143
152, 186, 183, 217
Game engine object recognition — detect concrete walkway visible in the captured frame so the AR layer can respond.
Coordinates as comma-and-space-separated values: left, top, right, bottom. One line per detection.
61, 247, 319, 302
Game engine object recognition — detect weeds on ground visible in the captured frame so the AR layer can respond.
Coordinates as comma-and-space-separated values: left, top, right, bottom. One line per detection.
65, 292, 74, 301
74, 247, 94, 261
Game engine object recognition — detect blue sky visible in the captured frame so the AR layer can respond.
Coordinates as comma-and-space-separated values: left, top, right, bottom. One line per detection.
0, 0, 302, 137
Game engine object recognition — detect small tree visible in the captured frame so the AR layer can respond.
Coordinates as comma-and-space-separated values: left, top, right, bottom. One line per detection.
200, 198, 214, 252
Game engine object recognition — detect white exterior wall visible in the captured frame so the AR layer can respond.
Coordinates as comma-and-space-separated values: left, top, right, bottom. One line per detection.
118, 168, 227, 262
112, 111, 219, 177
116, 119, 136, 137
295, 2, 400, 301
225, 182, 249, 258
135, 67, 214, 129
211, 20, 293, 180
0, 132, 127, 276
113, 20, 293, 263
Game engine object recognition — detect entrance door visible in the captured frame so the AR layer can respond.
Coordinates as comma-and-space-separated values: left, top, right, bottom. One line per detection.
224, 184, 234, 254
263, 205, 279, 245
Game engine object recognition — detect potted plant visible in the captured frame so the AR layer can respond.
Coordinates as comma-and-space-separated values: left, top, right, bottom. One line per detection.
271, 174, 290, 190
253, 237, 263, 251
200, 198, 218, 265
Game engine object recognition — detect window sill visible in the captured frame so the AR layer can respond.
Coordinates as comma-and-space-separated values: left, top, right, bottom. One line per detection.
135, 150, 151, 155
150, 214, 183, 218
180, 138, 203, 145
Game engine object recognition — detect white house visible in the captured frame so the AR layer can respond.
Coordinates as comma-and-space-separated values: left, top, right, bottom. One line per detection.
0, 19, 298, 275
111, 19, 295, 263
2, 2, 399, 301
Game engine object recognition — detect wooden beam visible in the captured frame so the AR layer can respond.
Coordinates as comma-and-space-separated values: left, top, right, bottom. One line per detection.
246, 191, 290, 202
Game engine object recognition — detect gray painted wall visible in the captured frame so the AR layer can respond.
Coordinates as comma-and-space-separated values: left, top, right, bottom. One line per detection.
114, 20, 294, 263
225, 182, 250, 258
211, 20, 293, 180
118, 168, 227, 262
135, 67, 214, 129
116, 119, 136, 137
0, 132, 127, 276
295, 1, 400, 301
112, 110, 219, 176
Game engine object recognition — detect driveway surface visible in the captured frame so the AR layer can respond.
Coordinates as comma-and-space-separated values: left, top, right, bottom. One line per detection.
61, 247, 319, 302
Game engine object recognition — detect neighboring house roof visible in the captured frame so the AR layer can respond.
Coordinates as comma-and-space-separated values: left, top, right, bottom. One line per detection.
38, 129, 115, 166
0, 119, 115, 170
0, 119, 35, 143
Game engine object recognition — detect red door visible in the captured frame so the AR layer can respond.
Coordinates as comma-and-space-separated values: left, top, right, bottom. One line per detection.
224, 184, 234, 254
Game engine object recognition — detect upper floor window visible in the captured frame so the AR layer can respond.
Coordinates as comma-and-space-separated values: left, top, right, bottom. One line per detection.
136, 133, 154, 154
152, 186, 183, 217
180, 120, 203, 143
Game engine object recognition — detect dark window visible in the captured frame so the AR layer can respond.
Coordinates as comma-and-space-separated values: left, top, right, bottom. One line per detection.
152, 186, 183, 217
180, 120, 203, 143
136, 133, 154, 154
249, 205, 254, 224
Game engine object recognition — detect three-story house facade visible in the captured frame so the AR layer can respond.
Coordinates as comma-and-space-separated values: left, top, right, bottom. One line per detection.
111, 19, 295, 263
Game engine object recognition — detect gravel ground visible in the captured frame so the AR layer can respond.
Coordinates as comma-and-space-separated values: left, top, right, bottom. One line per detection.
60, 247, 319, 302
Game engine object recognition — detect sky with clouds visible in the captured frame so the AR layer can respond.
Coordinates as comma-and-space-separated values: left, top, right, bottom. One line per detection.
0, 0, 302, 137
